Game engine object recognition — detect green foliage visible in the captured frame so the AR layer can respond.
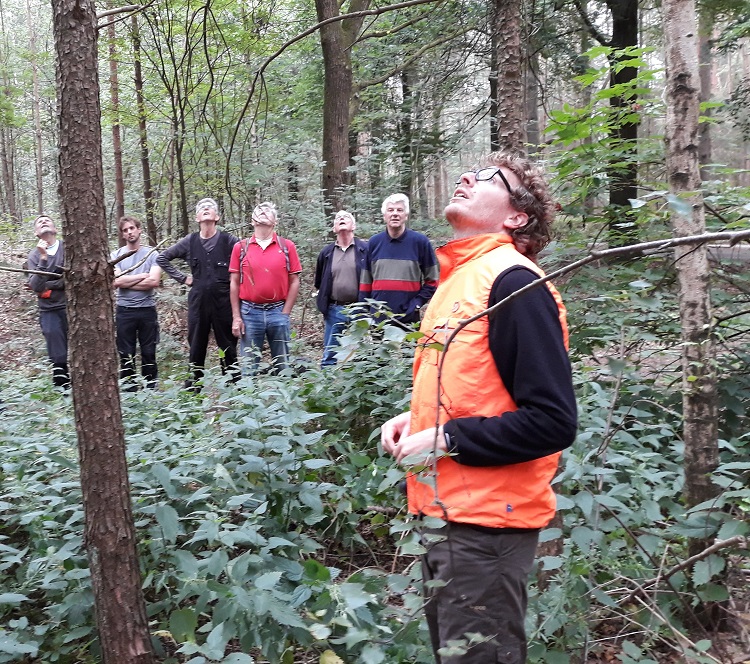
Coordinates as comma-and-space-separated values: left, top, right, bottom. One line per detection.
0, 330, 430, 663
527, 253, 750, 662
2, 250, 750, 662
546, 47, 664, 226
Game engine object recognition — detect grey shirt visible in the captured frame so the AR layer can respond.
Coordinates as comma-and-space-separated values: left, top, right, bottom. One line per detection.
111, 246, 158, 308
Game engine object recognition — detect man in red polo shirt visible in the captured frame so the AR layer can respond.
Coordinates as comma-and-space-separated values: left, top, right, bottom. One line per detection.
229, 202, 302, 374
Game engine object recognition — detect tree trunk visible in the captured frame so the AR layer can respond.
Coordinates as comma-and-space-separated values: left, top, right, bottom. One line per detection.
525, 50, 540, 155
491, 0, 527, 153
51, 1, 154, 661
27, 0, 44, 213
316, 0, 369, 216
108, 19, 125, 224
397, 69, 414, 196
0, 123, 18, 221
131, 15, 157, 245
697, 12, 714, 179
605, 0, 639, 242
174, 120, 189, 235
663, 0, 721, 627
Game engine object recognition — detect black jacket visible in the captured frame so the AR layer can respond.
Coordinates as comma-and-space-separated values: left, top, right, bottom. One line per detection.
314, 238, 368, 314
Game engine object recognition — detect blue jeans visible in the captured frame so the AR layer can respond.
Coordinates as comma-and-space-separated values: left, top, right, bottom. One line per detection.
321, 304, 350, 367
240, 301, 290, 374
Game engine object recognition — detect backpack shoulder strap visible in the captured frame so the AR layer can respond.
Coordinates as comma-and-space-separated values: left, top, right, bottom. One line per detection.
238, 238, 251, 284
276, 235, 291, 272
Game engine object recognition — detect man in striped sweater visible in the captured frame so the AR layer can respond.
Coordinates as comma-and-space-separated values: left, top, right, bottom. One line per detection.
359, 193, 438, 326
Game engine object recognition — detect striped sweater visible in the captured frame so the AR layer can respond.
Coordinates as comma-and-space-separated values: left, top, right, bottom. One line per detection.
358, 228, 439, 324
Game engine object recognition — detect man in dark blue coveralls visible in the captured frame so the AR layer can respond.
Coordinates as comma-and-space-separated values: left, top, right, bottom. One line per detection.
157, 198, 239, 389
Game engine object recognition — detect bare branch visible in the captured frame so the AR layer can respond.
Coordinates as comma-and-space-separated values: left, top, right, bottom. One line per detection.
97, 4, 140, 20
226, 0, 441, 199
423, 229, 750, 474
356, 28, 469, 91
0, 265, 62, 277
109, 239, 168, 276
569, 0, 610, 45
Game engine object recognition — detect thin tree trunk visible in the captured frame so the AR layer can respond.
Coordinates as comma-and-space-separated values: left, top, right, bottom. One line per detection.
166, 138, 175, 237
697, 12, 714, 180
0, 122, 18, 221
605, 0, 639, 242
108, 18, 125, 224
27, 0, 44, 212
525, 51, 540, 155
131, 15, 157, 244
174, 123, 189, 235
663, 0, 721, 626
51, 0, 154, 660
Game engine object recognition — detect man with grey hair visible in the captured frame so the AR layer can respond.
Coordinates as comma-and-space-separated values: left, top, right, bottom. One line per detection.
157, 197, 239, 389
359, 193, 438, 325
314, 210, 368, 366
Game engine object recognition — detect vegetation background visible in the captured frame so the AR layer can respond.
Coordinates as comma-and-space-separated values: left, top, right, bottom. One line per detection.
0, 0, 749, 662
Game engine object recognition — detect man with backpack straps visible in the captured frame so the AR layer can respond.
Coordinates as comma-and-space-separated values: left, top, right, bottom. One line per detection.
156, 197, 239, 390
229, 202, 302, 374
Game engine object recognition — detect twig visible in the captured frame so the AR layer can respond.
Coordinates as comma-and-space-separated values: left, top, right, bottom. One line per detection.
0, 265, 61, 278
425, 229, 750, 523
110, 239, 169, 276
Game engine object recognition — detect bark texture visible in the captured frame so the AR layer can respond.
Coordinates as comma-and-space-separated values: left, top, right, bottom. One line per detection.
316, 0, 369, 216
490, 0, 527, 153
51, 1, 154, 661
663, 0, 719, 531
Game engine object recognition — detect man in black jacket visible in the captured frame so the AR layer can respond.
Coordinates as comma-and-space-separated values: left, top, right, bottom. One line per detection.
157, 198, 239, 389
314, 210, 367, 367
27, 215, 69, 388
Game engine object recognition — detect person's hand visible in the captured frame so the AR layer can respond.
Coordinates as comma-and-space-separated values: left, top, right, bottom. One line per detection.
392, 426, 448, 465
185, 275, 193, 287
231, 317, 245, 338
381, 412, 411, 456
36, 239, 49, 259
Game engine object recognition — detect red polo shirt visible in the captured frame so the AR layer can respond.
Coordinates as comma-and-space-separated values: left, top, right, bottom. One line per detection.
229, 234, 302, 303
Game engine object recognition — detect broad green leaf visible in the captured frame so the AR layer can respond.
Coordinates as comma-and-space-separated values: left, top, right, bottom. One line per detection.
170, 608, 198, 642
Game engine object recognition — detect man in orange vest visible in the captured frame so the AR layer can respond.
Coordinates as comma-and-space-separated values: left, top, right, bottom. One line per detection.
381, 152, 577, 664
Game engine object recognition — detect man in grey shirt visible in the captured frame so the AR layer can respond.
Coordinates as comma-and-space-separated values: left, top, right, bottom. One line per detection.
111, 216, 162, 389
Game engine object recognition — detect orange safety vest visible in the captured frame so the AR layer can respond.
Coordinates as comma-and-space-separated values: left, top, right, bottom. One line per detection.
407, 233, 569, 529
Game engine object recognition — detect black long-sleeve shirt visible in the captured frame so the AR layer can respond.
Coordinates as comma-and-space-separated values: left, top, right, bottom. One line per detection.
443, 266, 577, 467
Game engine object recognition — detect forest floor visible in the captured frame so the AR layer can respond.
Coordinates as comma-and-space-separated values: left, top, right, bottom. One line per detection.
2, 239, 750, 664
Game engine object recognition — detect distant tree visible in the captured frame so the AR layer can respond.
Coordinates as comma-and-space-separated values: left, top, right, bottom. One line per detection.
573, 0, 639, 241
107, 17, 125, 226
51, 0, 154, 660
131, 14, 158, 245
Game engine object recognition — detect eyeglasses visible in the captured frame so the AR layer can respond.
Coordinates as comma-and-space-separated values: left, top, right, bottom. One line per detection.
456, 167, 513, 194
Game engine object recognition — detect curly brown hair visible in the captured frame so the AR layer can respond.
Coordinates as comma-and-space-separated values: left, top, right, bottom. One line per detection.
483, 152, 555, 257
